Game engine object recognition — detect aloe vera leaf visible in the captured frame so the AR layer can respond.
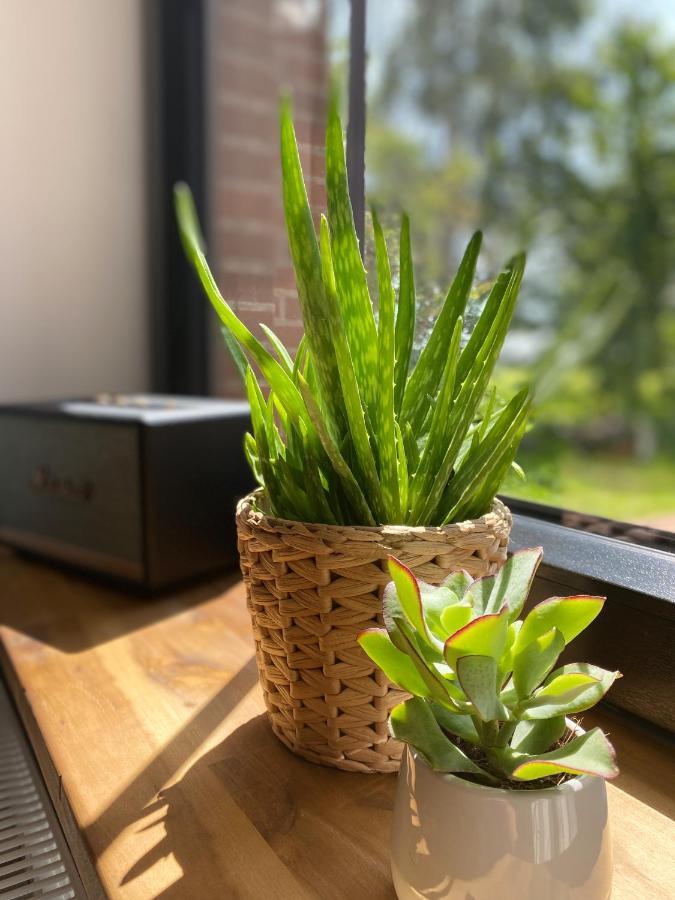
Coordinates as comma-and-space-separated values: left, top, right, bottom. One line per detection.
219, 326, 248, 381
372, 206, 400, 520
269, 456, 312, 521
414, 257, 528, 524
260, 324, 294, 375
401, 231, 482, 433
318, 217, 385, 516
305, 351, 322, 410
297, 373, 376, 525
403, 421, 421, 472
409, 357, 491, 525
243, 432, 263, 485
457, 254, 525, 386
394, 212, 415, 413
456, 255, 525, 394
244, 368, 282, 515
292, 334, 308, 384
325, 97, 379, 421
301, 454, 338, 525
279, 97, 345, 431
449, 413, 529, 522
264, 394, 280, 460
284, 416, 334, 521
174, 183, 311, 430
479, 385, 498, 440
395, 420, 409, 521
285, 421, 334, 521
409, 316, 462, 511
442, 388, 532, 519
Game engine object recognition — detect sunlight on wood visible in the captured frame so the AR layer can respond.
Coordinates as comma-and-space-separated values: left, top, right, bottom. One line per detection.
1, 549, 672, 899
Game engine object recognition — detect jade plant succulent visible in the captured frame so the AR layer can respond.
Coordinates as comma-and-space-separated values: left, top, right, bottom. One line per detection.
174, 96, 531, 527
358, 548, 620, 785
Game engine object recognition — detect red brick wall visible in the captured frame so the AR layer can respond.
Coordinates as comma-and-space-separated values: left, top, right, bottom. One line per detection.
208, 0, 327, 397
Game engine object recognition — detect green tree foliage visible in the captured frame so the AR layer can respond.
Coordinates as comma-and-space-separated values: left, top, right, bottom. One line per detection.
368, 1, 675, 463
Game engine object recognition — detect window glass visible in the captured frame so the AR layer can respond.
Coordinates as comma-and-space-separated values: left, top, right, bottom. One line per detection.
362, 0, 675, 532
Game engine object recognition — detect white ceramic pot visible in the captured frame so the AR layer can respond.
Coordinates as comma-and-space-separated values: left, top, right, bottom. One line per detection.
391, 744, 612, 900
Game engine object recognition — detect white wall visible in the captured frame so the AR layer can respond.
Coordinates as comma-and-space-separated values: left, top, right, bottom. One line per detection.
0, 0, 149, 402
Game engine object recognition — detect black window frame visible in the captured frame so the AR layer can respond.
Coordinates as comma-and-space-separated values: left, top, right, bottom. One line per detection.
149, 0, 675, 734
145, 0, 209, 396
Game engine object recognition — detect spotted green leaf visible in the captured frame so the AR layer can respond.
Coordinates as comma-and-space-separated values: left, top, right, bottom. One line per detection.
456, 655, 509, 722
394, 212, 415, 413
318, 216, 385, 520
401, 232, 482, 434
279, 97, 344, 431
174, 183, 311, 431
372, 207, 399, 520
325, 96, 378, 421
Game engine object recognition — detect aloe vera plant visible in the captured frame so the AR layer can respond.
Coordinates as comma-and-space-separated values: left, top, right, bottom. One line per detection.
174, 96, 531, 526
358, 548, 620, 784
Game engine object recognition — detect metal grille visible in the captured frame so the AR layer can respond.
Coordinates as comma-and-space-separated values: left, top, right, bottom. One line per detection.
0, 679, 83, 899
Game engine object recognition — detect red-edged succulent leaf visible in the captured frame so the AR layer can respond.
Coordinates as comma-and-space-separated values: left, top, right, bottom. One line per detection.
384, 614, 464, 710
357, 628, 431, 697
516, 595, 605, 652
456, 655, 510, 722
441, 570, 474, 599
511, 717, 567, 755
419, 581, 463, 641
504, 727, 619, 781
483, 547, 544, 618
430, 701, 481, 745
386, 556, 431, 644
439, 603, 473, 637
512, 627, 565, 699
444, 604, 510, 669
390, 698, 494, 779
520, 664, 620, 720
498, 619, 522, 684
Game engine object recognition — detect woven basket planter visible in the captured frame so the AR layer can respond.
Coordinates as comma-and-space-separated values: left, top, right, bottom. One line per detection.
236, 491, 512, 774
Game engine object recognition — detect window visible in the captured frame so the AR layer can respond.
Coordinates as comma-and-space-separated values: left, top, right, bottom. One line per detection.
153, 0, 675, 730
349, 0, 675, 542
331, 0, 675, 734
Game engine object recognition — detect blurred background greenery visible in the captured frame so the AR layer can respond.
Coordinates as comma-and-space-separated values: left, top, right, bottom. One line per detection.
332, 0, 675, 529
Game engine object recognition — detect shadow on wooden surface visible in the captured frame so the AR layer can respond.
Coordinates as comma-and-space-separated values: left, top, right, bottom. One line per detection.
83, 656, 261, 855
120, 714, 396, 900
0, 547, 240, 652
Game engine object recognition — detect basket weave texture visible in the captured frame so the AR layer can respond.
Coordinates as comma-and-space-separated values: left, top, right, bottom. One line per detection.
236, 491, 512, 774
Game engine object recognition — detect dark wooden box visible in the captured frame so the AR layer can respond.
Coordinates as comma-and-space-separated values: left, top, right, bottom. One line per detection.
0, 396, 254, 589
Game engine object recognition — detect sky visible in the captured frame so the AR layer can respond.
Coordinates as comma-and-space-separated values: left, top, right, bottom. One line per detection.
330, 0, 675, 109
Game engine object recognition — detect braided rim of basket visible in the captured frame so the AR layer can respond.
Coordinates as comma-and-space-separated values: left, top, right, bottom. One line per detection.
237, 489, 512, 540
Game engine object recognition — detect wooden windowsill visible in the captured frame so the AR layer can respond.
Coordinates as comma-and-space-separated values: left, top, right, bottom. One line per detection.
0, 546, 673, 899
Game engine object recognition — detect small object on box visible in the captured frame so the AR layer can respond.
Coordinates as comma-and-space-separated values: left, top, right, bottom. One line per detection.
0, 395, 254, 589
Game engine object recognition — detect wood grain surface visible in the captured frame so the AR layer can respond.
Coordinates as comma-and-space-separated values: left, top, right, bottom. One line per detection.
0, 546, 673, 899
